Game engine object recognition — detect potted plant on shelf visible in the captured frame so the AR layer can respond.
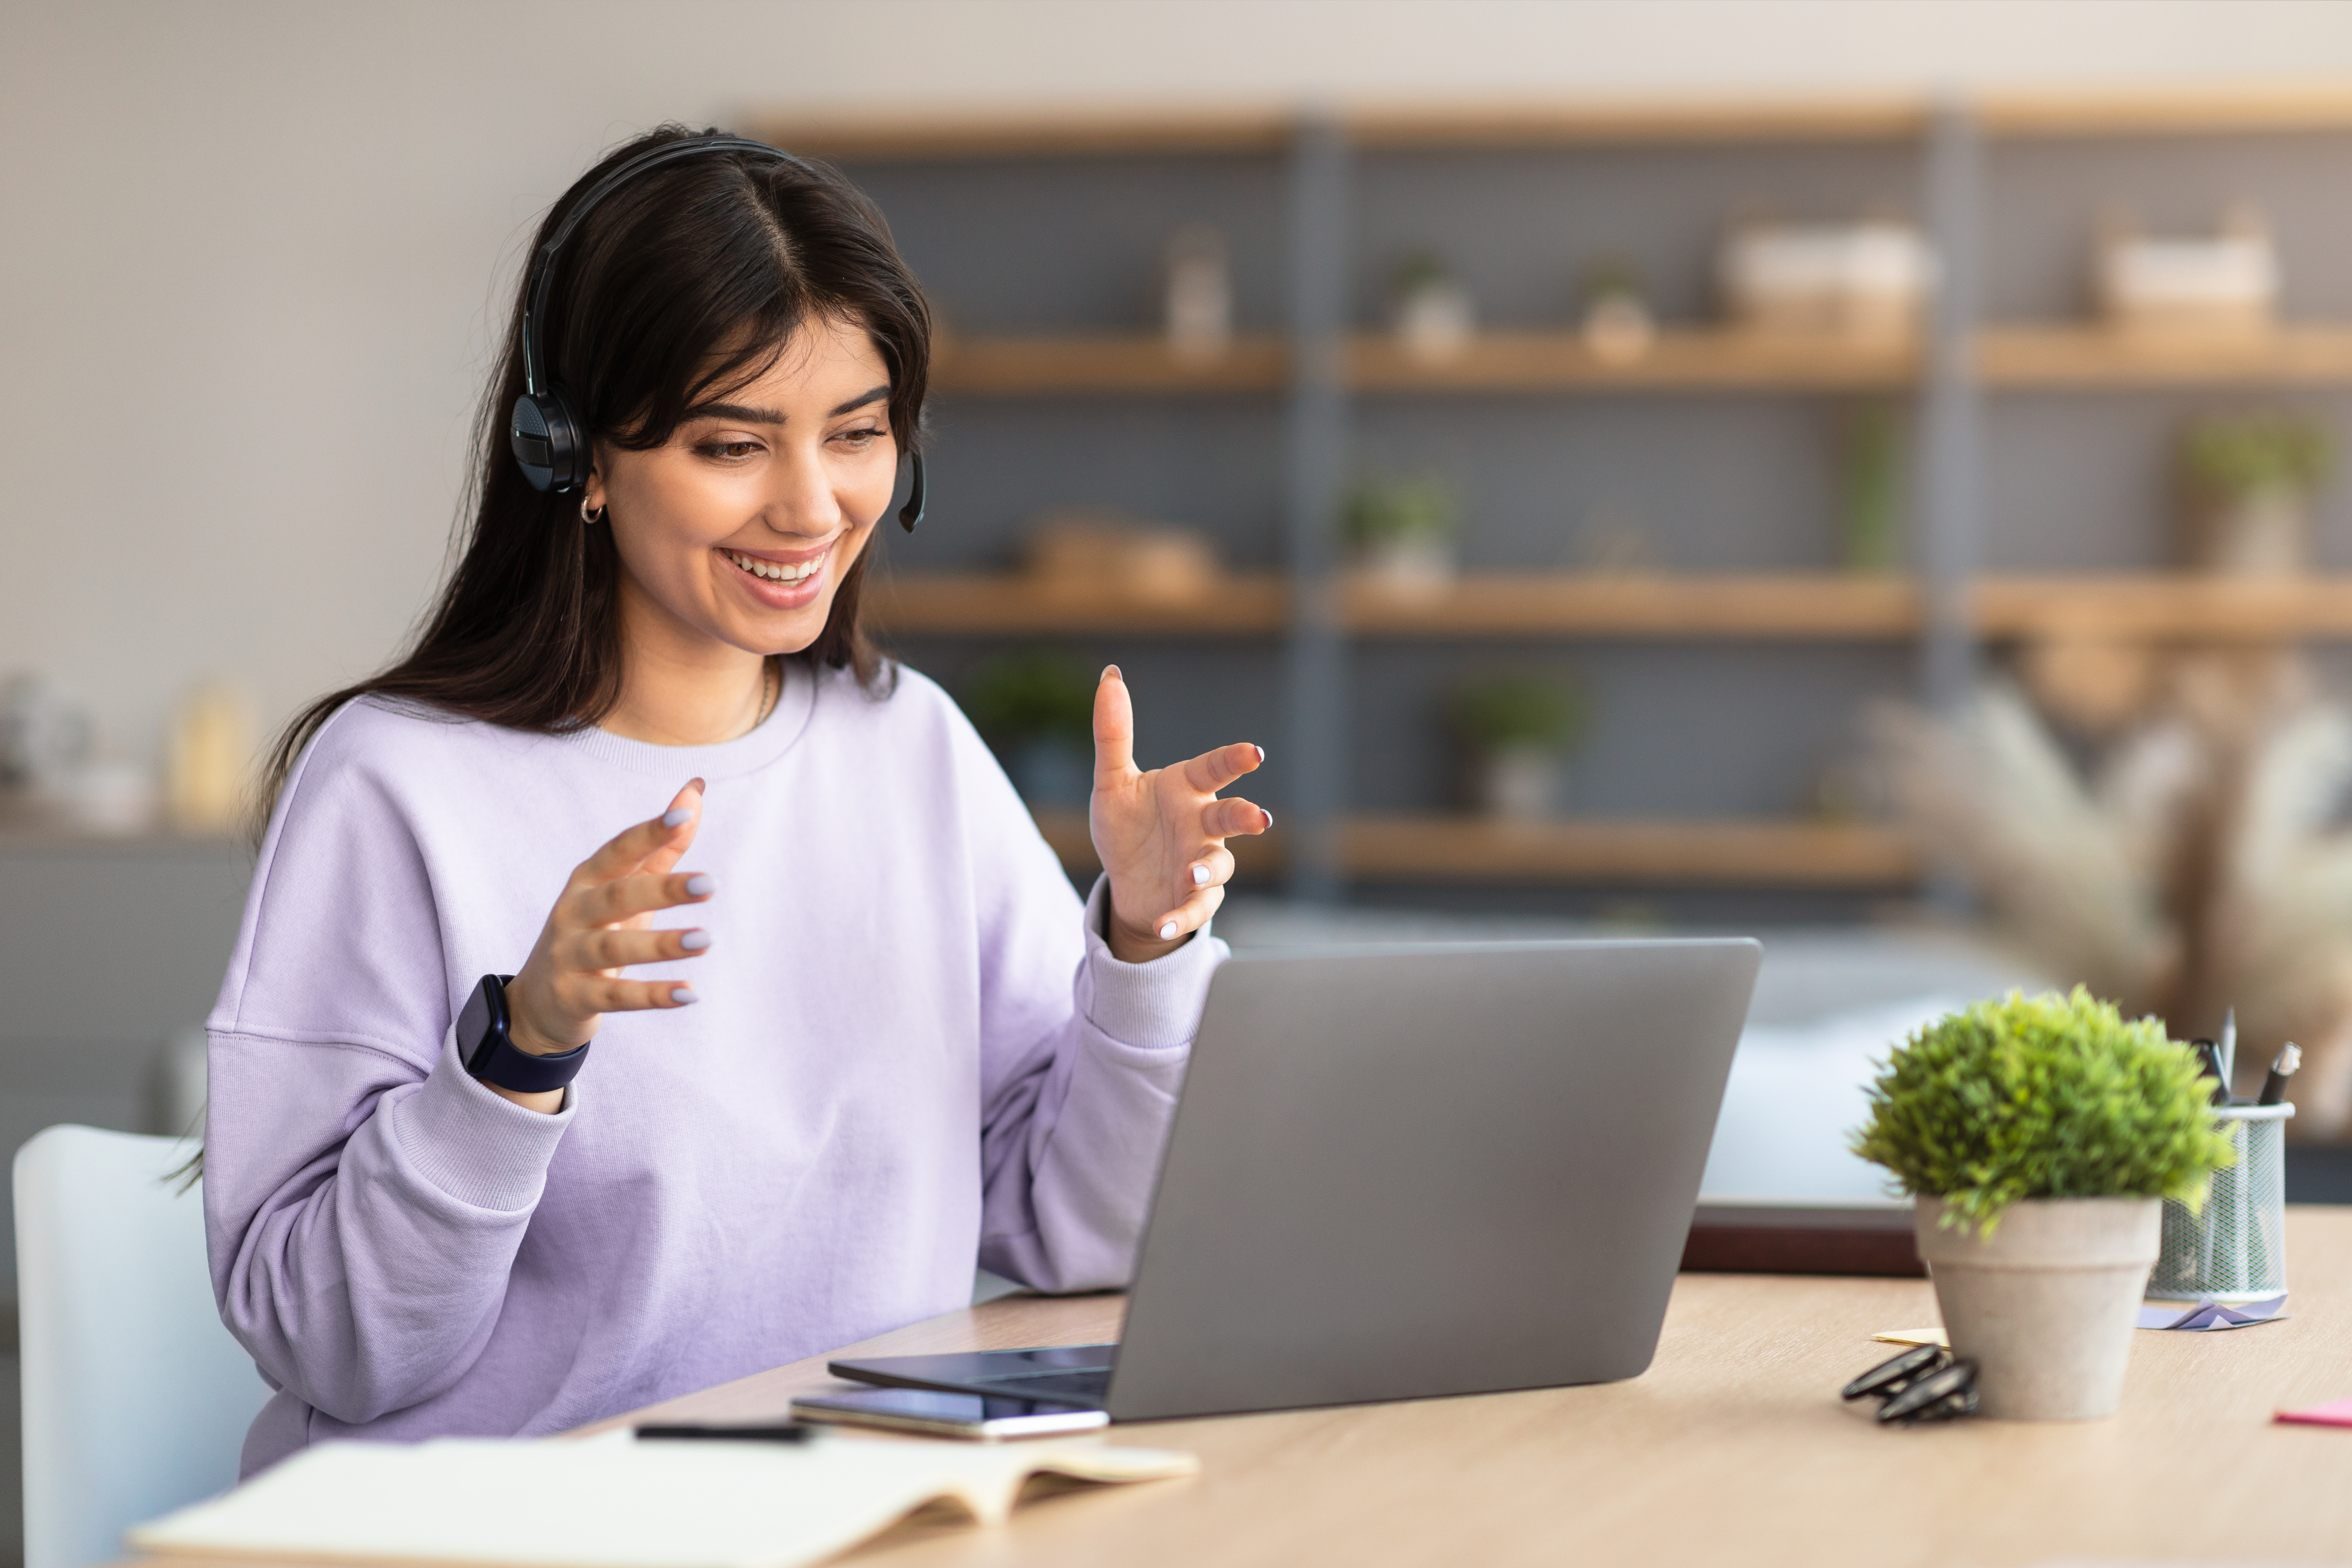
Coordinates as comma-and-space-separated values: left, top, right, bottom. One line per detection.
961, 649, 1098, 808
1450, 671, 1586, 821
1343, 474, 1461, 597
2180, 410, 2336, 576
1851, 988, 2236, 1421
1578, 258, 1656, 366
1392, 251, 1475, 363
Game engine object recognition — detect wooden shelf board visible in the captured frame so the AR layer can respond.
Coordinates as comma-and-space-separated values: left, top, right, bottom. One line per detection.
755, 108, 1294, 161
1344, 97, 1928, 148
874, 573, 2352, 643
873, 574, 1288, 636
1341, 816, 1919, 887
1973, 576, 2352, 640
1977, 82, 2352, 139
932, 335, 1287, 396
924, 326, 2352, 397
1978, 324, 2352, 388
757, 86, 2352, 162
1348, 330, 1917, 393
1345, 574, 1920, 638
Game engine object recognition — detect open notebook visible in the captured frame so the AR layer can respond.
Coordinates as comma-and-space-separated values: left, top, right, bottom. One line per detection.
128, 1431, 1197, 1568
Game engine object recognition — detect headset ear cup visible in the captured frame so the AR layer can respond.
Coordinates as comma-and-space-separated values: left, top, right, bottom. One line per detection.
509, 394, 558, 492
509, 389, 587, 493
897, 450, 925, 533
541, 388, 589, 494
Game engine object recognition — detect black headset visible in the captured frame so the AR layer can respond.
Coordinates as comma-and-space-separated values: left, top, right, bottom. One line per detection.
508, 133, 926, 532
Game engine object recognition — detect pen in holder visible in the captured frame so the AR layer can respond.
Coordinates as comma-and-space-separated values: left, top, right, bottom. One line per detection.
2148, 1102, 2291, 1302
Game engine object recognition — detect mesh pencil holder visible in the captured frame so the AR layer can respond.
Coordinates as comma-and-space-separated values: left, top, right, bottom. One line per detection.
2148, 1102, 2292, 1302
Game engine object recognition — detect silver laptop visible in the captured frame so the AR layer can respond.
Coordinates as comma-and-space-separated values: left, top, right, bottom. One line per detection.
833, 937, 1761, 1421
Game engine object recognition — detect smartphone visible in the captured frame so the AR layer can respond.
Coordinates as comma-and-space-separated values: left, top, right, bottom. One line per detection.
788, 1386, 1108, 1441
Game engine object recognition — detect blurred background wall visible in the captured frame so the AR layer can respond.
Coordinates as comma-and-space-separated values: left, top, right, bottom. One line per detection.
5, 0, 2352, 770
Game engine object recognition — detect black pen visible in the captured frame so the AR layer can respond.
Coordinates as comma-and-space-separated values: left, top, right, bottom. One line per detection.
2260, 1042, 2302, 1107
634, 1423, 814, 1443
2191, 1040, 2233, 1106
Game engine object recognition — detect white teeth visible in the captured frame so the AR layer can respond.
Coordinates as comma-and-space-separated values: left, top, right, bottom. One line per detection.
727, 550, 818, 585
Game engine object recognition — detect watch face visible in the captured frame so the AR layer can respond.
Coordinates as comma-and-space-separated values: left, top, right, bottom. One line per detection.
458, 976, 503, 1072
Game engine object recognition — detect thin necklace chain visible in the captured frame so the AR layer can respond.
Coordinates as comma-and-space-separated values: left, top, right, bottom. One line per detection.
755, 657, 779, 728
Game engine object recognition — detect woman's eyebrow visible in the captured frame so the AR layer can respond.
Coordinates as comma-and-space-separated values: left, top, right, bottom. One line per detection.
683, 401, 784, 425
681, 385, 889, 423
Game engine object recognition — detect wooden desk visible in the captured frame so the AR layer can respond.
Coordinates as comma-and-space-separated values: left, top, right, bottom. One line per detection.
592, 1207, 2352, 1567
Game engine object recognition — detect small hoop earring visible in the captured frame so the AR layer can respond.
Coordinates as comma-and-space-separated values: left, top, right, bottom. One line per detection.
580, 498, 607, 526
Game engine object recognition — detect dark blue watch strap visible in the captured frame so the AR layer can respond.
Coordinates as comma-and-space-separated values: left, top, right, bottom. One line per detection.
460, 974, 590, 1094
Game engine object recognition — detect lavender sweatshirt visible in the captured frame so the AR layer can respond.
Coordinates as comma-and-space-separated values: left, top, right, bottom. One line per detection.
204, 663, 1223, 1475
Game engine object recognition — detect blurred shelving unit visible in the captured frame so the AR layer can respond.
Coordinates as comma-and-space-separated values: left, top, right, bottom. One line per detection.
931, 334, 1289, 395
873, 573, 1288, 636
769, 84, 2352, 904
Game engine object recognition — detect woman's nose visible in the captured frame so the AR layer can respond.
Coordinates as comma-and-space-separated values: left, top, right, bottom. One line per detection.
764, 449, 842, 533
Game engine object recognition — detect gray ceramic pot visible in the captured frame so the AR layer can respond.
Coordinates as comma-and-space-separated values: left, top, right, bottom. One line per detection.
1914, 1195, 2160, 1421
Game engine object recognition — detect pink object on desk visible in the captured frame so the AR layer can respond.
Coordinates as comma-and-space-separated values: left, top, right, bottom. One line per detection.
2275, 1395, 2352, 1428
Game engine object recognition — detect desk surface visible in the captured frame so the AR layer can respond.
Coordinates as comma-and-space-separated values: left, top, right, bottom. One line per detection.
587, 1206, 2352, 1567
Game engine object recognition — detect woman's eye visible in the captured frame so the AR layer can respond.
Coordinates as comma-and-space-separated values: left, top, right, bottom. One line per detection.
835, 427, 882, 448
696, 440, 761, 460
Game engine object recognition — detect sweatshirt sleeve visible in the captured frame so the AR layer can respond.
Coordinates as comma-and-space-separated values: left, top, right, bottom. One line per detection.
957, 729, 1227, 1293
203, 707, 574, 1425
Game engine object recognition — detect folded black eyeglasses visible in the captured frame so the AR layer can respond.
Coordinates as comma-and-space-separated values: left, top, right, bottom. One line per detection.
1840, 1344, 1979, 1425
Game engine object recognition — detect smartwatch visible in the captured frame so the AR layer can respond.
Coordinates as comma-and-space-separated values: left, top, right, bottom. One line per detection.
458, 974, 590, 1094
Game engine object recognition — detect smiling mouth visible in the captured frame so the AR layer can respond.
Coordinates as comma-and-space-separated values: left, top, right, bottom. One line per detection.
724, 548, 822, 586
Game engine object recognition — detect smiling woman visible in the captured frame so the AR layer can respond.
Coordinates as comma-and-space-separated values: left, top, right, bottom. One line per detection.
201, 126, 1267, 1477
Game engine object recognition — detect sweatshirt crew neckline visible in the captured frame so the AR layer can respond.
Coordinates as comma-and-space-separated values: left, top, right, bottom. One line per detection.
542, 659, 820, 781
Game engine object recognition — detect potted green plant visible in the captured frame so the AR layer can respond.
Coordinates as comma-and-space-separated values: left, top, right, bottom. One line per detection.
1393, 250, 1475, 362
961, 649, 1097, 806
1449, 671, 1586, 820
2179, 411, 2337, 575
1851, 988, 2236, 1420
1837, 399, 1904, 574
1343, 474, 1462, 597
1578, 257, 1655, 365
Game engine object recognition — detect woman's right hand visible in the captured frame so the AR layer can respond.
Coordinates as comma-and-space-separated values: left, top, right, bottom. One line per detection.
502, 778, 713, 1083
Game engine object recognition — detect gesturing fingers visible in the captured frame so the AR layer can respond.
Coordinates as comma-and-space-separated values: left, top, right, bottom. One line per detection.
1093, 665, 1137, 783
1184, 844, 1237, 892
507, 782, 715, 1055
1203, 795, 1273, 839
574, 869, 716, 929
1149, 883, 1229, 943
572, 778, 705, 889
559, 924, 713, 975
1178, 741, 1264, 796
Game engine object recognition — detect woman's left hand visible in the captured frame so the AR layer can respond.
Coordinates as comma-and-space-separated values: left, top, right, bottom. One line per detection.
1088, 664, 1271, 964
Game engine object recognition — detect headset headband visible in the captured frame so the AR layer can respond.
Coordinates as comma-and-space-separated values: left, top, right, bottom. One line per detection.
521, 135, 805, 398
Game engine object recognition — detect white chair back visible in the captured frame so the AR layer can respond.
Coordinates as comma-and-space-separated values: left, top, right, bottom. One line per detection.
15, 1125, 270, 1568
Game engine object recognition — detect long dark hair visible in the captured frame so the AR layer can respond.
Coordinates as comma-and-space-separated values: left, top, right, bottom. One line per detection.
253, 125, 930, 833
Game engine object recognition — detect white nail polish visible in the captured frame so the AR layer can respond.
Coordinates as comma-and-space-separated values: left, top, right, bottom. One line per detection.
1192, 864, 1211, 886
1159, 921, 1179, 940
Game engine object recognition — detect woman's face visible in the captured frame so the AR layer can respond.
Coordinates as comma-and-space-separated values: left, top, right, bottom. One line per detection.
590, 314, 897, 661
